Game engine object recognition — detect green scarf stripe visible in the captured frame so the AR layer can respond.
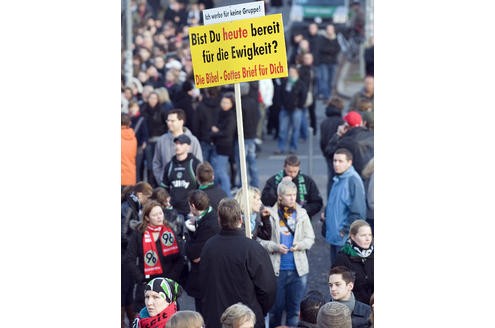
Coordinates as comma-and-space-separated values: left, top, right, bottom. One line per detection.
275, 170, 307, 203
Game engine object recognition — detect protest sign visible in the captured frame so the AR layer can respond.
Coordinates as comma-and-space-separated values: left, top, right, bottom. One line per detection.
189, 13, 288, 88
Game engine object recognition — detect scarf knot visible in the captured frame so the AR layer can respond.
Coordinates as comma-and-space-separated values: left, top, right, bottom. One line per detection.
341, 238, 374, 258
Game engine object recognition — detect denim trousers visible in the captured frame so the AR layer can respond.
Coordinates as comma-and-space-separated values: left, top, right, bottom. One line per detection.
299, 109, 309, 141
269, 270, 308, 328
144, 141, 158, 187
200, 141, 215, 165
316, 63, 336, 99
234, 139, 260, 188
278, 108, 303, 152
211, 149, 232, 197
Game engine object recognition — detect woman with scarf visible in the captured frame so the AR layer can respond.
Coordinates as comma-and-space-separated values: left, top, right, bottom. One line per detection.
125, 200, 186, 312
333, 219, 374, 305
122, 182, 153, 328
234, 186, 272, 240
133, 277, 182, 328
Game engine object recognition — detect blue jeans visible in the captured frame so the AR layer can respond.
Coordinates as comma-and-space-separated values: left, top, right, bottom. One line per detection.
234, 139, 260, 188
278, 108, 303, 153
317, 63, 336, 99
269, 270, 308, 328
211, 149, 232, 197
299, 109, 309, 141
145, 141, 158, 187
200, 141, 215, 165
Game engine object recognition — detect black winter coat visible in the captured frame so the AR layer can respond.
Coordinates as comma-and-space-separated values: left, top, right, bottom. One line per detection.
193, 95, 221, 143
319, 106, 344, 156
318, 37, 340, 65
184, 208, 220, 297
239, 84, 260, 139
350, 300, 372, 328
200, 184, 227, 212
261, 172, 323, 218
334, 252, 374, 305
281, 77, 307, 111
141, 103, 169, 138
124, 229, 186, 285
211, 108, 236, 156
324, 127, 374, 177
200, 229, 277, 328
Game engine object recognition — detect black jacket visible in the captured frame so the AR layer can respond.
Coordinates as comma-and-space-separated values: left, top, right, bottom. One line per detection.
184, 208, 220, 298
124, 229, 185, 285
211, 108, 236, 156
200, 229, 277, 328
350, 300, 372, 328
199, 183, 227, 212
239, 83, 260, 139
334, 252, 374, 305
193, 95, 221, 143
121, 193, 141, 253
324, 127, 374, 177
318, 36, 340, 65
141, 103, 169, 138
281, 77, 307, 111
130, 115, 150, 147
319, 106, 344, 156
161, 153, 201, 215
261, 171, 323, 218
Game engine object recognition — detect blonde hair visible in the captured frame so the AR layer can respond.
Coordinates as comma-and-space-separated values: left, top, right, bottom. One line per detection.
234, 186, 261, 215
165, 310, 204, 328
220, 303, 256, 328
155, 87, 171, 103
349, 219, 371, 236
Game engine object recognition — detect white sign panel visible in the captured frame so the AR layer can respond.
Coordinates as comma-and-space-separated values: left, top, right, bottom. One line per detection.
202, 1, 265, 25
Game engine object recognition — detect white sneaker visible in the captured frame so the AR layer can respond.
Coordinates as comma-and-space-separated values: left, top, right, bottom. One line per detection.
254, 138, 262, 145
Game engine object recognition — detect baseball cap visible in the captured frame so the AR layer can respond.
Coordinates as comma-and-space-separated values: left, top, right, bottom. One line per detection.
173, 134, 191, 145
343, 111, 362, 127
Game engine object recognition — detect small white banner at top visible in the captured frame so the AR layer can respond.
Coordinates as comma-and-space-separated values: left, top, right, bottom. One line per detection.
202, 1, 265, 25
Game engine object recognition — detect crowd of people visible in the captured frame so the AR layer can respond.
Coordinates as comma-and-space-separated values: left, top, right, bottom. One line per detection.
121, 0, 374, 327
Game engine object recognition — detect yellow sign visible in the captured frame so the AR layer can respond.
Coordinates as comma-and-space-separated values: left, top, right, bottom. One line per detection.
189, 14, 288, 88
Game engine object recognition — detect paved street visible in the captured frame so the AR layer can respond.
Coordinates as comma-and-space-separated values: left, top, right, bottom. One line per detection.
139, 0, 366, 317
177, 93, 356, 311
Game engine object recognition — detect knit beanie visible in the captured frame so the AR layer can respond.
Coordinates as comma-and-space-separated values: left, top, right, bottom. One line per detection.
144, 277, 182, 303
316, 302, 352, 328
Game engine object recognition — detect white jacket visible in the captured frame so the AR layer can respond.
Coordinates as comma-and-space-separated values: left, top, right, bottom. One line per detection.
259, 203, 315, 277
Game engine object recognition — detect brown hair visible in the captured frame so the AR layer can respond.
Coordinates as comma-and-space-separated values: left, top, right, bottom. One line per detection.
168, 108, 186, 124
196, 162, 214, 184
217, 198, 242, 230
188, 190, 210, 211
349, 219, 371, 237
138, 200, 171, 232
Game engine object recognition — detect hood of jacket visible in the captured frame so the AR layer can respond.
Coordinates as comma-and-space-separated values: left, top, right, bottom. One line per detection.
325, 105, 342, 117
